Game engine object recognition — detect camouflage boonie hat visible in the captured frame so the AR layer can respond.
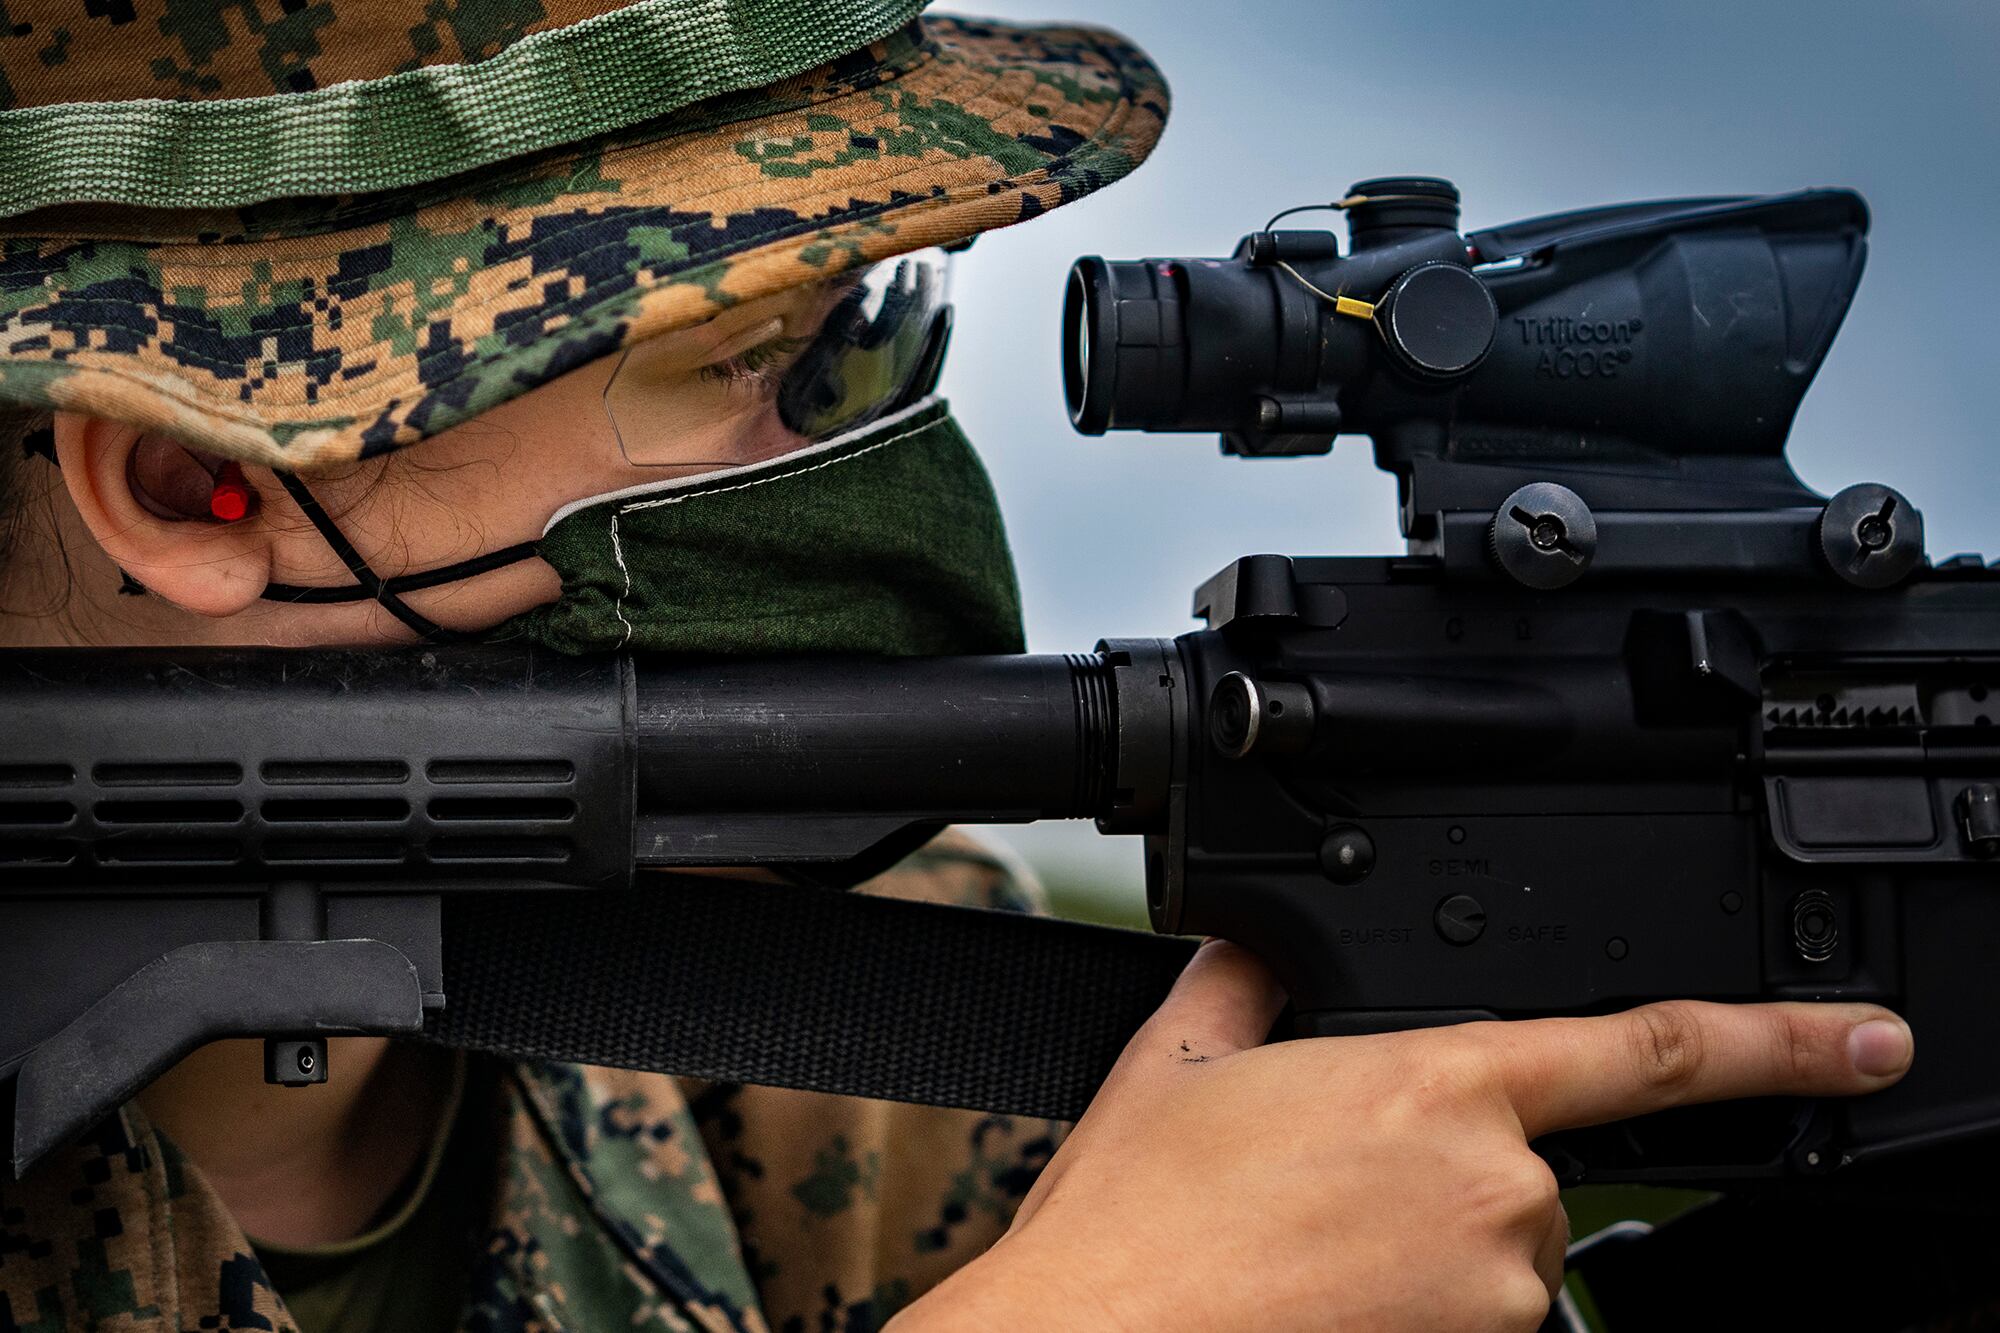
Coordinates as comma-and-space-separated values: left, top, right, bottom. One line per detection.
0, 1, 1166, 471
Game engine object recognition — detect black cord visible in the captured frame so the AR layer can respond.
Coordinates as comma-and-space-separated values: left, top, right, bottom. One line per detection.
19, 431, 518, 633
263, 541, 538, 604
273, 472, 471, 644
1261, 191, 1446, 234
1262, 202, 1348, 232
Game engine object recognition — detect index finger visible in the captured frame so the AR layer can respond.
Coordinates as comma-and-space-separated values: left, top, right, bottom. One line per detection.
1480, 1000, 1912, 1139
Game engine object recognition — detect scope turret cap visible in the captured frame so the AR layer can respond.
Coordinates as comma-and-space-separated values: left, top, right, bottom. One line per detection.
0, 1, 1166, 472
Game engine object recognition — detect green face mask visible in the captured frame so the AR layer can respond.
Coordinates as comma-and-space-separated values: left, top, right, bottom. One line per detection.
497, 399, 1026, 658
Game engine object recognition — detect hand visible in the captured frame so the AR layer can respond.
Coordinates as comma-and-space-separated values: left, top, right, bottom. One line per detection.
894, 940, 1914, 1332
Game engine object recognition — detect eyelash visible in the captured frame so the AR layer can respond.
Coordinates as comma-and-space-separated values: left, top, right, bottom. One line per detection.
699, 334, 809, 386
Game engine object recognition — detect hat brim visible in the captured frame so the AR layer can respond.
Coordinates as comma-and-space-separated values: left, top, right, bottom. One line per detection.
0, 16, 1165, 471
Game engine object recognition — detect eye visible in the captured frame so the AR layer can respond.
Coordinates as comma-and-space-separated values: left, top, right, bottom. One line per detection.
698, 334, 809, 386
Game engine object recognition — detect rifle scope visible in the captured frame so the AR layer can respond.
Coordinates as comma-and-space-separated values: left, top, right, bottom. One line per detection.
1062, 176, 1869, 465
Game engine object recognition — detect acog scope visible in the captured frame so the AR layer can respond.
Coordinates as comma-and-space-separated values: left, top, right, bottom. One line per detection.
1061, 175, 1870, 474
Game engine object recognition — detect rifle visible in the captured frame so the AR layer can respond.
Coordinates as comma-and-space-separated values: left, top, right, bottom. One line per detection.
6, 182, 1997, 1263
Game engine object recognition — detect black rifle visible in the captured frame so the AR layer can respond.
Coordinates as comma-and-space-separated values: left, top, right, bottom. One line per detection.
6, 185, 1998, 1313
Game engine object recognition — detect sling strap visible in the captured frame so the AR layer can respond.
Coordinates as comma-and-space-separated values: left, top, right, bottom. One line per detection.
422, 874, 1197, 1121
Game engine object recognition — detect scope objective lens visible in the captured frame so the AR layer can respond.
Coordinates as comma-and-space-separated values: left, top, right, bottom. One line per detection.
1063, 258, 1113, 433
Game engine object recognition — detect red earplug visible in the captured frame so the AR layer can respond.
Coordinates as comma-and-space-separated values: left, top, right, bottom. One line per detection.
209, 461, 253, 522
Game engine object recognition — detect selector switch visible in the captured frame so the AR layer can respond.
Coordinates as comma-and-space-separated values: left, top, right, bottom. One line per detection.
1434, 894, 1486, 946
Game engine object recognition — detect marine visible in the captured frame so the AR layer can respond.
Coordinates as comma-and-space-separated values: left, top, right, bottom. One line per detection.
0, 2, 1918, 1330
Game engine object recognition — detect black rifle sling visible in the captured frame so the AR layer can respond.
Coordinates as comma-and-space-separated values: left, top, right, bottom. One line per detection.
422, 874, 1197, 1121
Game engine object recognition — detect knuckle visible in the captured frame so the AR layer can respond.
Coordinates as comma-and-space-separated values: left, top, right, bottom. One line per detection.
1773, 1006, 1826, 1083
1493, 1268, 1555, 1329
1506, 1155, 1563, 1220
1523, 1159, 1563, 1216
1465, 1153, 1562, 1232
1628, 1002, 1706, 1096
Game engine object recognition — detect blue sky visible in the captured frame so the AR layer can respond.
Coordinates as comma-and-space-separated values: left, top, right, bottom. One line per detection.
937, 1, 2000, 908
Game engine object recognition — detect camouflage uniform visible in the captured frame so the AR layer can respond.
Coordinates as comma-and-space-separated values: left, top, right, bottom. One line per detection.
0, 831, 1060, 1333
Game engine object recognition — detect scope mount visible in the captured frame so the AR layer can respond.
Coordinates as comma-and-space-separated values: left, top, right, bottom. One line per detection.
1383, 186, 1907, 586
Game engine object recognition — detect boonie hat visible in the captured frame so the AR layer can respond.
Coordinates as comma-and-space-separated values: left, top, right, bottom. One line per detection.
0, 0, 1166, 471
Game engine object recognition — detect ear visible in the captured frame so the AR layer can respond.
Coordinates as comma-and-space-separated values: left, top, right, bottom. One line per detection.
53, 413, 273, 618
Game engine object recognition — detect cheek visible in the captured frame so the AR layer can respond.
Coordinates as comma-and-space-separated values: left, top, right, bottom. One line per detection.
395, 552, 566, 634
600, 390, 804, 472
724, 399, 812, 467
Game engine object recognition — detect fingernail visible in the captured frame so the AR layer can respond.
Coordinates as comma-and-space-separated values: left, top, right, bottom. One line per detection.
1848, 1019, 1912, 1077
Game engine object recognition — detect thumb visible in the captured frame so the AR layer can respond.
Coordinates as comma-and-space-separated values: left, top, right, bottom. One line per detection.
1132, 938, 1289, 1061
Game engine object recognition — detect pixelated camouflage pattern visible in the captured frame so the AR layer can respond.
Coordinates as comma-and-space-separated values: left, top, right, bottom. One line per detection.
0, 830, 1065, 1333
679, 831, 1058, 1331
0, 0, 655, 106
0, 14, 1167, 473
0, 1106, 302, 1333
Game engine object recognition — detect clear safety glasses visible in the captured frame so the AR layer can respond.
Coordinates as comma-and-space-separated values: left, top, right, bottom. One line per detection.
604, 246, 955, 470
